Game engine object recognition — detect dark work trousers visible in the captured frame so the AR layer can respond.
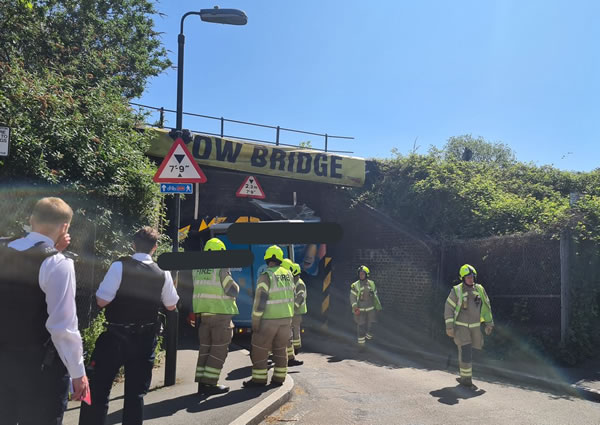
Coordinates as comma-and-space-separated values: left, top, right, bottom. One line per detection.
0, 346, 70, 425
78, 326, 157, 425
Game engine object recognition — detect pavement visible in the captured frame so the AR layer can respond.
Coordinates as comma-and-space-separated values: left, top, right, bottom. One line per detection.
63, 337, 294, 425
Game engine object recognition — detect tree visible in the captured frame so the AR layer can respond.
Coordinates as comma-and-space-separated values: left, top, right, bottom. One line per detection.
431, 135, 517, 165
0, 0, 171, 98
0, 0, 170, 262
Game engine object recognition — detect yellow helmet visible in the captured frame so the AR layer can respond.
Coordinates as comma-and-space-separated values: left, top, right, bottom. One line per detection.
204, 237, 226, 251
292, 263, 301, 276
282, 258, 294, 271
264, 245, 284, 263
357, 265, 370, 277
459, 264, 477, 280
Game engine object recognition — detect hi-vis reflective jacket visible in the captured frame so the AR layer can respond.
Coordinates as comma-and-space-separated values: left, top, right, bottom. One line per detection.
444, 283, 493, 329
350, 279, 382, 312
192, 268, 239, 315
294, 278, 308, 315
252, 266, 295, 320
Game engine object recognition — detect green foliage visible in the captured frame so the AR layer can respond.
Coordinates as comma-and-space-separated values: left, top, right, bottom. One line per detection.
352, 146, 598, 241
0, 59, 166, 262
0, 0, 171, 98
81, 310, 106, 364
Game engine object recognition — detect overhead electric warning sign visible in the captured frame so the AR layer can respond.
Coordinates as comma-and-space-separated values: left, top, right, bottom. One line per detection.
236, 175, 266, 199
153, 138, 207, 183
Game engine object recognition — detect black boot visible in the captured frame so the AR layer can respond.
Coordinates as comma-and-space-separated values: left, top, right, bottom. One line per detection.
243, 379, 267, 388
456, 377, 477, 389
288, 358, 304, 366
201, 384, 230, 395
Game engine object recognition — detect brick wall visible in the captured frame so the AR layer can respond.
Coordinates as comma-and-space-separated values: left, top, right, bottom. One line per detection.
319, 192, 439, 331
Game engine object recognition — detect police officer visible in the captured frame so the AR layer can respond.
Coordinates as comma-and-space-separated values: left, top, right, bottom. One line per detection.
0, 197, 89, 425
444, 264, 494, 388
283, 260, 307, 366
350, 265, 382, 348
79, 227, 179, 425
243, 245, 295, 387
193, 237, 240, 395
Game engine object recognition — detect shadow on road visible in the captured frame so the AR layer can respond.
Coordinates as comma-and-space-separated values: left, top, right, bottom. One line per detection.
430, 385, 487, 405
225, 365, 252, 381
105, 386, 271, 424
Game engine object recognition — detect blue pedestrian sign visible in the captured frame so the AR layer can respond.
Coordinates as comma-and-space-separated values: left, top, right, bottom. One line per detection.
160, 183, 193, 194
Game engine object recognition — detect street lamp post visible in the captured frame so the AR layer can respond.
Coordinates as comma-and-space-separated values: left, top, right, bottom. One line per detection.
165, 6, 247, 387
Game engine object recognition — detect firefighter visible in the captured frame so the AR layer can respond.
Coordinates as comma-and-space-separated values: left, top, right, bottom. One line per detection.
350, 265, 382, 348
283, 260, 307, 366
243, 245, 295, 387
193, 237, 240, 395
444, 264, 494, 388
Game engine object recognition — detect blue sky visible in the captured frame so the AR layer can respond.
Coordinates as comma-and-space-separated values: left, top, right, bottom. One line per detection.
137, 1, 599, 171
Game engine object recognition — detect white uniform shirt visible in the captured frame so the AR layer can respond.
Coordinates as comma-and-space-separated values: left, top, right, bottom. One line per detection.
8, 232, 86, 379
96, 253, 179, 308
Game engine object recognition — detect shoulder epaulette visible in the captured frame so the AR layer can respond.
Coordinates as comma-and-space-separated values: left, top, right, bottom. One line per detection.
32, 241, 59, 258
62, 250, 79, 261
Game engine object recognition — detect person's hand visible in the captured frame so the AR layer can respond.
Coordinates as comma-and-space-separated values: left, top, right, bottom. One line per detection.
71, 375, 89, 401
54, 232, 71, 252
446, 328, 455, 338
485, 325, 493, 336
353, 307, 360, 316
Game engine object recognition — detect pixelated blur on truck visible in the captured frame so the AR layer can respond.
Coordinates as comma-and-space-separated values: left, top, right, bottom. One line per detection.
178, 222, 294, 331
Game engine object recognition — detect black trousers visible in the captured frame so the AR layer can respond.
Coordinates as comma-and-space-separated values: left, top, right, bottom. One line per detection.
0, 347, 70, 425
78, 327, 157, 425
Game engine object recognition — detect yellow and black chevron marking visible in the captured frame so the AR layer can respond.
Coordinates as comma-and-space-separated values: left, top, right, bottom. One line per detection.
321, 256, 332, 315
179, 216, 261, 237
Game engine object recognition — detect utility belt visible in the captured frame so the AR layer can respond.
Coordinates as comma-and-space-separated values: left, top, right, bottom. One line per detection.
104, 321, 161, 336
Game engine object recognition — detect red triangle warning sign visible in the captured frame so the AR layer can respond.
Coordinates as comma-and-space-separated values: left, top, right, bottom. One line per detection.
153, 138, 207, 183
236, 175, 266, 199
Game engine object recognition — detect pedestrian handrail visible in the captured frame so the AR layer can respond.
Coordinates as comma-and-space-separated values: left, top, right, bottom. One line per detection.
129, 102, 355, 154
